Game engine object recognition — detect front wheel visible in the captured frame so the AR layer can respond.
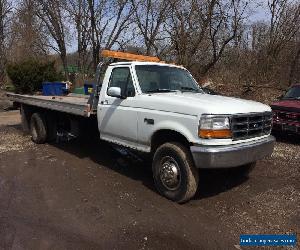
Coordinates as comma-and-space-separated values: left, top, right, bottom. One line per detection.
152, 142, 199, 203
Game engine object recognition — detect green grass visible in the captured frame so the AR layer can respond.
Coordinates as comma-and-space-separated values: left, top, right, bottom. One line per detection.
4, 84, 16, 92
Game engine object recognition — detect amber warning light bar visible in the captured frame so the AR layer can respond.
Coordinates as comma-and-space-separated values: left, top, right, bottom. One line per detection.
101, 50, 160, 62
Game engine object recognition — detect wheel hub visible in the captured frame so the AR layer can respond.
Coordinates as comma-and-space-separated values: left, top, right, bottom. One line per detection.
160, 157, 181, 190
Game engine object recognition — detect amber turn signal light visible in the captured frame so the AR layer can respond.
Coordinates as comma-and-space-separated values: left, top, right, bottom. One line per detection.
199, 129, 232, 139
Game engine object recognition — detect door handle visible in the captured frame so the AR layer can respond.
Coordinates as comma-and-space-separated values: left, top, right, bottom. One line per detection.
144, 118, 154, 125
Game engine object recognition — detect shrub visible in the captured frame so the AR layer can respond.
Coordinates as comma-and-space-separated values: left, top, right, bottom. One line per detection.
6, 60, 64, 94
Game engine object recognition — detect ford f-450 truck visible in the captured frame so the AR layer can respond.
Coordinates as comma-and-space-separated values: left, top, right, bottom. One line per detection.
7, 50, 275, 203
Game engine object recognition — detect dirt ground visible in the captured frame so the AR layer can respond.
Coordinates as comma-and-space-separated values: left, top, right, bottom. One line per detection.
0, 110, 299, 249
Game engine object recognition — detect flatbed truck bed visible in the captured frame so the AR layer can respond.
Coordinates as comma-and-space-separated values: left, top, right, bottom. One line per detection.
7, 92, 97, 117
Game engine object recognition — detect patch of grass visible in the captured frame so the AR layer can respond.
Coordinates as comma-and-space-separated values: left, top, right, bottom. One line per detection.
4, 84, 15, 92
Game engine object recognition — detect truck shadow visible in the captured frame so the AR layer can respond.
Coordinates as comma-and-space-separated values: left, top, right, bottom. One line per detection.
6, 123, 249, 201
195, 169, 248, 199
51, 138, 156, 192
51, 136, 248, 201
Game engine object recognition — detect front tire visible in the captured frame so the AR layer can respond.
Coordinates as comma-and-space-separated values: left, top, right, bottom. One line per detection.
152, 142, 199, 203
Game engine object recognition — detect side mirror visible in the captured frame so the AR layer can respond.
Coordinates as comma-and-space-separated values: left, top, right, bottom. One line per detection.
107, 87, 122, 98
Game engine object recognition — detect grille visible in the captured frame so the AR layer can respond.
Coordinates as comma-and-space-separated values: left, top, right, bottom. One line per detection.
231, 112, 272, 140
276, 111, 300, 122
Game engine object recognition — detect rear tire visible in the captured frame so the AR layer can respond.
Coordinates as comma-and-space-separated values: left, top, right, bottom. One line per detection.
152, 142, 199, 203
30, 113, 47, 144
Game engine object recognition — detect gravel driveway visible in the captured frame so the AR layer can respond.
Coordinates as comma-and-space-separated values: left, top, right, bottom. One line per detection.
0, 111, 299, 249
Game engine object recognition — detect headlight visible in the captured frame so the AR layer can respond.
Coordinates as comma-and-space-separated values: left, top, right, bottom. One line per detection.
199, 115, 231, 139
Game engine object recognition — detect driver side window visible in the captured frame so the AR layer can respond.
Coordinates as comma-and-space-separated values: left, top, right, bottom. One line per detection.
108, 67, 135, 97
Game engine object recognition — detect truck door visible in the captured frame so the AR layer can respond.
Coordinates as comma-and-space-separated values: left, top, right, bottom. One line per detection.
98, 66, 138, 149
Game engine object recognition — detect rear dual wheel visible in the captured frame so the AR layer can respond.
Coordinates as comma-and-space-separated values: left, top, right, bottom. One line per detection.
152, 142, 199, 203
30, 113, 47, 144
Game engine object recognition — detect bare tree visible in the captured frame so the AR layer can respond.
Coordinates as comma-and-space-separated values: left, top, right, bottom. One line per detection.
268, 0, 300, 57
130, 0, 169, 56
9, 0, 49, 61
87, 0, 133, 70
166, 0, 247, 77
168, 0, 217, 65
202, 0, 247, 74
267, 0, 300, 85
36, 0, 69, 76
66, 0, 91, 74
289, 32, 300, 84
0, 0, 12, 83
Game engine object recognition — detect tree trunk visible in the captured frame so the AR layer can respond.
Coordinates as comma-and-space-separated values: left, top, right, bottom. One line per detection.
0, 1, 5, 84
88, 0, 99, 71
59, 45, 68, 80
289, 44, 300, 85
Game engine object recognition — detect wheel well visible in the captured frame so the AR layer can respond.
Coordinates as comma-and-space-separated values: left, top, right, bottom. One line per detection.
151, 129, 190, 152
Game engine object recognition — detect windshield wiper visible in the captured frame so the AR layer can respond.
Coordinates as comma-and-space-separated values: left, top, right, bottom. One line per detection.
145, 89, 176, 93
180, 86, 200, 92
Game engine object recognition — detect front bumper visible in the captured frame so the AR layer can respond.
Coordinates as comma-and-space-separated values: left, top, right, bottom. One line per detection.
190, 136, 275, 168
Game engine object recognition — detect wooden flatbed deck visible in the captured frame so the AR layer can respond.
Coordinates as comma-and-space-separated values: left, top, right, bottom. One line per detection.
7, 93, 95, 117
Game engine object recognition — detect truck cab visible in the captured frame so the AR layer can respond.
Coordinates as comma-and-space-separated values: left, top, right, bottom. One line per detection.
97, 60, 275, 202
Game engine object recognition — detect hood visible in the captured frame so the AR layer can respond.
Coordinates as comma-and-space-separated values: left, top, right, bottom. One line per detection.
137, 92, 271, 116
271, 99, 300, 112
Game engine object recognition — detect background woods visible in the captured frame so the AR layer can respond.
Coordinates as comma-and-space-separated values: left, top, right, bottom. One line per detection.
0, 0, 300, 98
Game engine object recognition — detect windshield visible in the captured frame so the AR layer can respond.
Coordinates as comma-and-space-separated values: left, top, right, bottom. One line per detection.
135, 65, 202, 93
283, 86, 300, 99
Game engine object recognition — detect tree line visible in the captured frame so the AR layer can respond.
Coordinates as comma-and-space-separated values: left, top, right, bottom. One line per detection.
1, 0, 300, 89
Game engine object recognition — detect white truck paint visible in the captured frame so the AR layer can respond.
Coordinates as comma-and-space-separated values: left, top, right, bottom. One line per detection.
98, 62, 272, 150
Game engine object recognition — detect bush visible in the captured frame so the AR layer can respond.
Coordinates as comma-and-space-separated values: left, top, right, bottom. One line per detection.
6, 60, 64, 94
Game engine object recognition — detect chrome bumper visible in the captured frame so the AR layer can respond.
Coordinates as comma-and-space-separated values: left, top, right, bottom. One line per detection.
190, 136, 275, 168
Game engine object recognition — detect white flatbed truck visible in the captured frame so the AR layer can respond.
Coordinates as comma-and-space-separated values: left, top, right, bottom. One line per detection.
7, 50, 275, 203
